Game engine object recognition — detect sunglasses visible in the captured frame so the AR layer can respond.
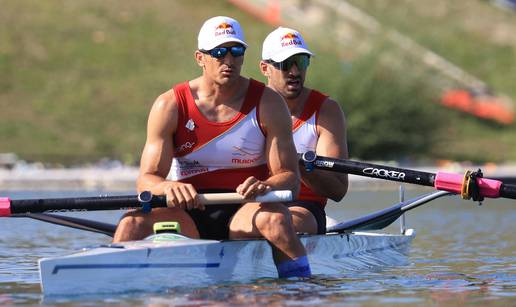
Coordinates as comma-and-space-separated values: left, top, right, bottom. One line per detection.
267, 54, 310, 71
201, 45, 246, 59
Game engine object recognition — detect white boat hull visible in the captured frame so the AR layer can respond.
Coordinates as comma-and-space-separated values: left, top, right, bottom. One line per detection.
39, 229, 415, 296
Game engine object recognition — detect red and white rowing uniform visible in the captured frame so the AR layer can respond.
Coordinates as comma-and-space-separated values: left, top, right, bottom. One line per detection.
168, 79, 269, 191
292, 90, 329, 206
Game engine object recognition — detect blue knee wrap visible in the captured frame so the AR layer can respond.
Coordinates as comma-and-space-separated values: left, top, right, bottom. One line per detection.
276, 255, 311, 278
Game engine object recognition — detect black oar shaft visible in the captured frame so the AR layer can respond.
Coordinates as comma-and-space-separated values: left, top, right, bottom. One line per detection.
307, 155, 436, 186
501, 184, 516, 199
301, 152, 516, 200
2, 191, 292, 216
9, 195, 166, 214
16, 213, 117, 237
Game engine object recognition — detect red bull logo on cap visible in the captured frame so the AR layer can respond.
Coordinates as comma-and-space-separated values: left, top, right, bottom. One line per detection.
214, 22, 236, 36
280, 32, 302, 47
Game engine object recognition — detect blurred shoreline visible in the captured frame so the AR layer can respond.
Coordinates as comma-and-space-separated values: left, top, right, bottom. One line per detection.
1, 162, 515, 192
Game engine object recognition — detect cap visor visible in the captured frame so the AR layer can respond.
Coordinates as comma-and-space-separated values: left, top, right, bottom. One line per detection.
202, 38, 248, 50
269, 47, 314, 62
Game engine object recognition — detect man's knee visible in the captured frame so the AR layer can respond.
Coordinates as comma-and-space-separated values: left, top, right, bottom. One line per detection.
288, 207, 318, 234
117, 212, 148, 233
254, 205, 292, 238
113, 211, 152, 242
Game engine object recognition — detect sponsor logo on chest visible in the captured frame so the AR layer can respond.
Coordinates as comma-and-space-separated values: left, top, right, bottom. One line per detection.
178, 159, 209, 177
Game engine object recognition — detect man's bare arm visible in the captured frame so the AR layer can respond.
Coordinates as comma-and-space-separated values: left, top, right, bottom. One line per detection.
236, 88, 300, 199
137, 90, 201, 209
300, 98, 349, 201
137, 91, 175, 193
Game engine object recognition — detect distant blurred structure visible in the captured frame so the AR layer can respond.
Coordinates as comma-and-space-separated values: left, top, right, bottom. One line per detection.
0, 153, 17, 170
229, 0, 515, 125
441, 89, 514, 124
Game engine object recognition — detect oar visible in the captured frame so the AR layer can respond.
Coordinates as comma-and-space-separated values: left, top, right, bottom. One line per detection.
13, 213, 117, 237
300, 151, 516, 200
0, 190, 292, 217
327, 190, 453, 233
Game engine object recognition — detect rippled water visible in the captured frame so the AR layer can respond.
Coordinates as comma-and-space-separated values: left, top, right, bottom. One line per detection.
0, 188, 515, 305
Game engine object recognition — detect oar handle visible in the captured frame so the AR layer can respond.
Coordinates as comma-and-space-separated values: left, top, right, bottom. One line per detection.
198, 190, 292, 205
0, 190, 293, 217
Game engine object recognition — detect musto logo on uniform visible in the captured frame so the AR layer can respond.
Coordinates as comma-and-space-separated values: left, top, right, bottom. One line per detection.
231, 140, 264, 164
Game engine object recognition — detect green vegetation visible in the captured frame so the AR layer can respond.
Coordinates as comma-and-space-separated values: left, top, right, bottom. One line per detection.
0, 0, 270, 165
342, 0, 516, 162
0, 0, 514, 165
348, 0, 516, 99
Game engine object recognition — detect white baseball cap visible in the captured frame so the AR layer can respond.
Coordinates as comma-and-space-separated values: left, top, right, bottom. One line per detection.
262, 27, 313, 62
198, 16, 248, 50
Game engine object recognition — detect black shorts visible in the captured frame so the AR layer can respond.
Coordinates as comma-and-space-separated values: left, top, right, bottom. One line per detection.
187, 204, 241, 240
187, 199, 327, 240
185, 189, 239, 240
285, 201, 327, 235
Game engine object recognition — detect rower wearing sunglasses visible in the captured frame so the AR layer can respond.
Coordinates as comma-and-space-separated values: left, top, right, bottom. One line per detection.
114, 17, 311, 278
260, 27, 349, 236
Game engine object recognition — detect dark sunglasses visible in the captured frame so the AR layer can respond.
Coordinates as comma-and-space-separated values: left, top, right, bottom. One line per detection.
201, 45, 246, 59
267, 54, 310, 71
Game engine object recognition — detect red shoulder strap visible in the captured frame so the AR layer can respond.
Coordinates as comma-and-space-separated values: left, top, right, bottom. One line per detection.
172, 81, 191, 121
243, 79, 267, 136
292, 90, 328, 131
241, 79, 265, 115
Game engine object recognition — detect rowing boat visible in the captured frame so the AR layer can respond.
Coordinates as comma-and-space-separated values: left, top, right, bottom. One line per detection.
37, 189, 451, 296
39, 229, 415, 295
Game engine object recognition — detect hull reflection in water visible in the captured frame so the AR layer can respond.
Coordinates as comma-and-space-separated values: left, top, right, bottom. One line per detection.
39, 230, 415, 296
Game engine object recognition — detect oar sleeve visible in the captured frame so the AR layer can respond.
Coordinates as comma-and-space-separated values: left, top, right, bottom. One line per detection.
0, 197, 11, 217
435, 172, 502, 198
